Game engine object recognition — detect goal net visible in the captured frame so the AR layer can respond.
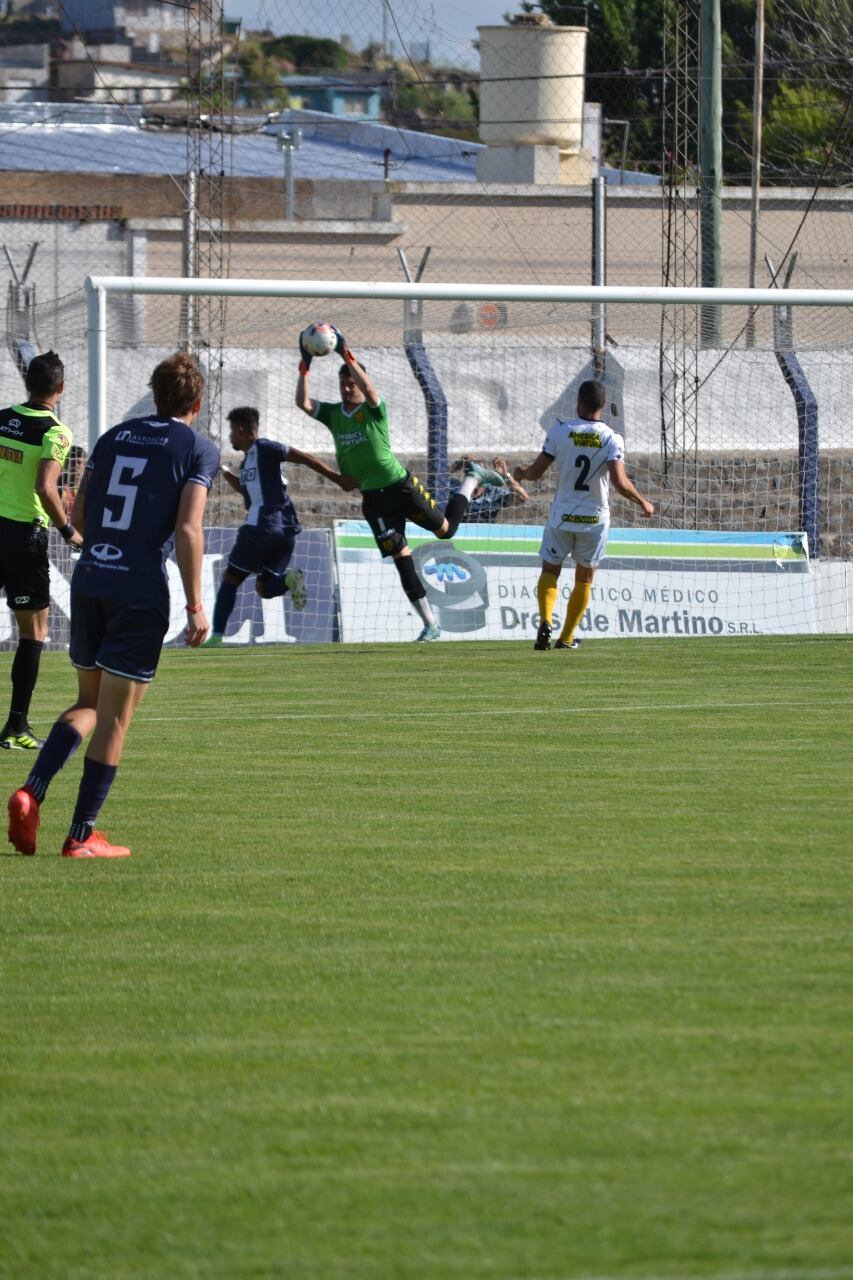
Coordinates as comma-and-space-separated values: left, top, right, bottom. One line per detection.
2, 277, 851, 650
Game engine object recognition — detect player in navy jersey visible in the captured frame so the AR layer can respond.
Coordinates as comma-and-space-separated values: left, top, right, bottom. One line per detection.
8, 352, 219, 859
205, 405, 355, 644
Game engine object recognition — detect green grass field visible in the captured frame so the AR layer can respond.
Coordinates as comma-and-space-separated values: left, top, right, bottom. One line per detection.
2, 637, 852, 1280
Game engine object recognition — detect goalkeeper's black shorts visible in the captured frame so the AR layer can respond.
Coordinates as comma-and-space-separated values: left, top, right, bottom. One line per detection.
362, 472, 444, 556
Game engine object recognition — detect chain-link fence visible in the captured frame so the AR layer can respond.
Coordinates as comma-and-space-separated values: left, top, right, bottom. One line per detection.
1, 0, 851, 645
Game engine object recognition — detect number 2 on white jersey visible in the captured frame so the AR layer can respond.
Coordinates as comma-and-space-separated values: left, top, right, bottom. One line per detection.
574, 454, 591, 491
102, 455, 148, 530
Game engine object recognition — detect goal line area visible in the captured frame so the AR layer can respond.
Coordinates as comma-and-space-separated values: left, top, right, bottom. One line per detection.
1, 277, 850, 649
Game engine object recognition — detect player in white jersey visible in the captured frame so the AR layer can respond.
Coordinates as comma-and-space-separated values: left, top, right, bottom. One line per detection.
514, 379, 655, 651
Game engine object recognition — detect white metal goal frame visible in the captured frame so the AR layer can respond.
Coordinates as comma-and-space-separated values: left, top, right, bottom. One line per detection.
84, 274, 853, 450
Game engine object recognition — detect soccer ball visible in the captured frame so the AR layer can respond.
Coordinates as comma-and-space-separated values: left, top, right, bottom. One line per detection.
301, 322, 337, 358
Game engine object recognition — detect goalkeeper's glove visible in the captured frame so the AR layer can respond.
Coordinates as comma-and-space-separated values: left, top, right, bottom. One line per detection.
298, 332, 312, 373
330, 324, 347, 357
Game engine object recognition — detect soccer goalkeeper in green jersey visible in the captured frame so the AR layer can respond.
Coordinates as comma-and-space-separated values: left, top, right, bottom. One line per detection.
295, 326, 502, 641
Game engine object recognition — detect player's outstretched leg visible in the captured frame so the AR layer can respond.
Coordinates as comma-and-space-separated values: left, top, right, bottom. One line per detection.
464, 460, 507, 487
284, 567, 307, 610
441, 463, 505, 540
205, 567, 247, 646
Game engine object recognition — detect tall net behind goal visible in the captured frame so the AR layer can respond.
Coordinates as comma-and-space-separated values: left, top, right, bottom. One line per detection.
4, 279, 850, 651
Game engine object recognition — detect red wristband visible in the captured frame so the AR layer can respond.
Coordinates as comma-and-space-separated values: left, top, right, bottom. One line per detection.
186, 603, 203, 615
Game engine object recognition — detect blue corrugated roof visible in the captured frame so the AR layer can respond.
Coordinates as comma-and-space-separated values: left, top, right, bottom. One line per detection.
0, 103, 478, 182
0, 103, 658, 185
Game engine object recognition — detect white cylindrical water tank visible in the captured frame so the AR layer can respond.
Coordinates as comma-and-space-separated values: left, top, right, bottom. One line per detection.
478, 19, 588, 149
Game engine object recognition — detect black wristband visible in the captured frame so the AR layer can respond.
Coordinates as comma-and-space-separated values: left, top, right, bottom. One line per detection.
60, 523, 76, 542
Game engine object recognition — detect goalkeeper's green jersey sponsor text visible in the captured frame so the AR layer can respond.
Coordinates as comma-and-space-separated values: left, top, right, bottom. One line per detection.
314, 399, 406, 492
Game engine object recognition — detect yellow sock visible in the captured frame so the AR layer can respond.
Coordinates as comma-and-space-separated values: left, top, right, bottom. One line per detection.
537, 572, 559, 630
560, 583, 592, 644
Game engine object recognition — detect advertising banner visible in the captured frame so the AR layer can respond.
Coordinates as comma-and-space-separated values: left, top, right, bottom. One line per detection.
0, 527, 338, 650
334, 521, 816, 643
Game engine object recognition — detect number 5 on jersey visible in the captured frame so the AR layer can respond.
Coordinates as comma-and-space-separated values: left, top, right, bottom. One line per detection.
102, 455, 148, 531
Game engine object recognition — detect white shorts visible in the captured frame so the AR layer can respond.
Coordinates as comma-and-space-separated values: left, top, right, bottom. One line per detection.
538, 519, 609, 569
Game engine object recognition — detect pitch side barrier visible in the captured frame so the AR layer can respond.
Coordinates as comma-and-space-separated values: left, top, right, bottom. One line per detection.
9, 523, 831, 652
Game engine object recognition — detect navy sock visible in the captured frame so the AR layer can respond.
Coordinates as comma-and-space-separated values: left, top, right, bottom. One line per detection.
69, 757, 118, 842
7, 638, 44, 732
212, 579, 239, 634
25, 720, 82, 802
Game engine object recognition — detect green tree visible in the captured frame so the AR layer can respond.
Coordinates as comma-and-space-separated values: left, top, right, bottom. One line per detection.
389, 74, 478, 140
724, 0, 851, 181
534, 0, 852, 182
757, 82, 848, 178
235, 41, 289, 109
261, 35, 350, 71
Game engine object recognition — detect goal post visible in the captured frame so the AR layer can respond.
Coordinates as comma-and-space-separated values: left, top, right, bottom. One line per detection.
72, 273, 853, 645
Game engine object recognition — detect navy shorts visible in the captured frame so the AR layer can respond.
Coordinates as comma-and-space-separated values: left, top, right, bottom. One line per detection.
70, 592, 168, 683
362, 473, 444, 557
227, 525, 296, 594
0, 515, 50, 611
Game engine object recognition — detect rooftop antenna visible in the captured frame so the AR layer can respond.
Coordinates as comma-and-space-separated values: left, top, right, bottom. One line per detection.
182, 0, 228, 461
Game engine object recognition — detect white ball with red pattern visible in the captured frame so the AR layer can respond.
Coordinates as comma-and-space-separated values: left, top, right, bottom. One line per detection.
301, 322, 337, 357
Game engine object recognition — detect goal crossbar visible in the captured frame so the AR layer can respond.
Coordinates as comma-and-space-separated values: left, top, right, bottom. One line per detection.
84, 274, 853, 446
85, 275, 853, 307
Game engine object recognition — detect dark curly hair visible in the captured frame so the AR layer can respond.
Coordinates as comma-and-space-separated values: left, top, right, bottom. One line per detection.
149, 352, 205, 418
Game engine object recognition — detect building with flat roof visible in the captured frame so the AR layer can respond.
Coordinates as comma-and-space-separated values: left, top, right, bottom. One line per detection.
281, 75, 383, 121
52, 57, 181, 104
0, 41, 49, 102
59, 0, 186, 37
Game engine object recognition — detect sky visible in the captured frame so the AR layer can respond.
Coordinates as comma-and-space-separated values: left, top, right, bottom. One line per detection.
222, 0, 515, 67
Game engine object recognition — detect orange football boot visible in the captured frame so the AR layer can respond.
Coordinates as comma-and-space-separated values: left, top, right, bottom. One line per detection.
8, 786, 40, 856
61, 829, 132, 859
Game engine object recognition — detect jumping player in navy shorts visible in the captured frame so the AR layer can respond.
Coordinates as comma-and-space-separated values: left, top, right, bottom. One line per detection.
205, 404, 355, 644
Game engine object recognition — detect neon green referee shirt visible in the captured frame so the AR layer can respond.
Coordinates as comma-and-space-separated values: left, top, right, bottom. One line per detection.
0, 402, 73, 526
